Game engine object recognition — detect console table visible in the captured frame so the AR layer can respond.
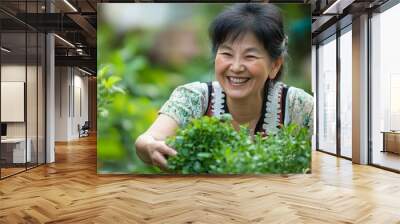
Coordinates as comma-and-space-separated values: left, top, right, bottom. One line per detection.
381, 131, 400, 154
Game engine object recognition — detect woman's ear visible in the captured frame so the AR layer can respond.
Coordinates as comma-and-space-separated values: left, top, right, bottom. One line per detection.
269, 56, 284, 80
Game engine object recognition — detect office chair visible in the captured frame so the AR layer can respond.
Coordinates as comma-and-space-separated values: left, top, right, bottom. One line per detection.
79, 121, 90, 138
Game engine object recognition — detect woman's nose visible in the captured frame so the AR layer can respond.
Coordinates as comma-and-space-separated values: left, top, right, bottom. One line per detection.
230, 57, 245, 73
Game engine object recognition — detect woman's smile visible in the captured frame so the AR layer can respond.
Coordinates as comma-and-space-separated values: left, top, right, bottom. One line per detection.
226, 76, 251, 86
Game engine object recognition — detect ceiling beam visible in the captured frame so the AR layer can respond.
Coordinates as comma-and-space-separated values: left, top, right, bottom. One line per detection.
55, 55, 96, 72
67, 13, 96, 43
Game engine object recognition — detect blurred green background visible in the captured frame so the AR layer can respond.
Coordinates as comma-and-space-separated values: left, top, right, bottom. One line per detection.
97, 3, 311, 174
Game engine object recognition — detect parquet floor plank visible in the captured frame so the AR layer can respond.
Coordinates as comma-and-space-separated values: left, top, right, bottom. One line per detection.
1, 135, 400, 223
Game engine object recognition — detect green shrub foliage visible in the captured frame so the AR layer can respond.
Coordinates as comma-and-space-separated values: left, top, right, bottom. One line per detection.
166, 114, 311, 174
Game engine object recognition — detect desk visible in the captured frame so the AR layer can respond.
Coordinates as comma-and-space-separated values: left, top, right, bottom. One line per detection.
381, 131, 400, 154
1, 138, 31, 163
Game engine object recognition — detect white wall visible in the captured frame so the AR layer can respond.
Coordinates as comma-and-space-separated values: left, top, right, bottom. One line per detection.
55, 66, 69, 141
54, 67, 89, 141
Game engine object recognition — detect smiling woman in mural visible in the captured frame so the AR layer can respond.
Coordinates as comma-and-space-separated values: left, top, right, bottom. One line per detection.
135, 3, 314, 169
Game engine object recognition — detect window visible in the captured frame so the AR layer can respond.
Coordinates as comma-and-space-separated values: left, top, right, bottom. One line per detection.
317, 35, 337, 154
371, 2, 400, 171
339, 27, 352, 158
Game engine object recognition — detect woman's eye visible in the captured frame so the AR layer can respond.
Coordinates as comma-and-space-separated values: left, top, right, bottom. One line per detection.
246, 55, 257, 59
220, 52, 232, 56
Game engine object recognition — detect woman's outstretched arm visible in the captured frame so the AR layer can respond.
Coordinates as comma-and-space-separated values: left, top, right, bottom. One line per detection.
136, 82, 208, 169
135, 114, 179, 169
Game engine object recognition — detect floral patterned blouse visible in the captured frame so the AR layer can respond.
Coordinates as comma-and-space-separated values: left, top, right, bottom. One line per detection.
159, 81, 314, 135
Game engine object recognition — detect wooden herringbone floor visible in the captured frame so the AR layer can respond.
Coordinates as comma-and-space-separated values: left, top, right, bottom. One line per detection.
1, 135, 400, 224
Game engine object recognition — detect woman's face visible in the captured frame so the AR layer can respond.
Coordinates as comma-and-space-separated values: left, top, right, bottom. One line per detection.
215, 32, 280, 100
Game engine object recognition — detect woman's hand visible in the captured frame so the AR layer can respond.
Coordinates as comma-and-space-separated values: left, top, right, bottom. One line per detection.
135, 114, 179, 170
135, 134, 177, 170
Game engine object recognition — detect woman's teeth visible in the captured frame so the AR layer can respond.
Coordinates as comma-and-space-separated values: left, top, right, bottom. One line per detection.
228, 77, 250, 84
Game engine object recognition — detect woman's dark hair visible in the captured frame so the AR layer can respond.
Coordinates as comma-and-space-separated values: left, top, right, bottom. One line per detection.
209, 3, 288, 80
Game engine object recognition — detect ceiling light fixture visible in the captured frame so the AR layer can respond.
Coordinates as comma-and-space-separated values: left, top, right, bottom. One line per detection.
78, 67, 92, 76
76, 48, 85, 55
322, 0, 354, 15
1, 47, 11, 53
54, 34, 75, 48
323, 0, 342, 14
63, 0, 78, 12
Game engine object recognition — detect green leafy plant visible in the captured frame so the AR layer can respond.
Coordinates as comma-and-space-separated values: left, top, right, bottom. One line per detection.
166, 114, 311, 174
